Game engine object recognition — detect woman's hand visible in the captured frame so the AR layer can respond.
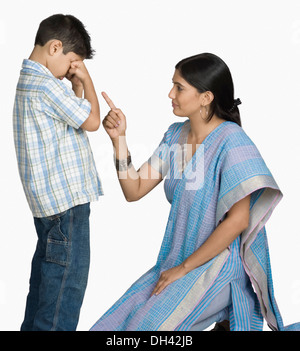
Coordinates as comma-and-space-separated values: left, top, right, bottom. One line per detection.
102, 92, 127, 141
151, 264, 189, 296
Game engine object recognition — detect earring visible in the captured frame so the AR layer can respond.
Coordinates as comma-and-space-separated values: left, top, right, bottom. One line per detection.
200, 106, 208, 120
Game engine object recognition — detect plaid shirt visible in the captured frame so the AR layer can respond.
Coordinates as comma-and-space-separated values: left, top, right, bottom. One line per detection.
13, 59, 103, 218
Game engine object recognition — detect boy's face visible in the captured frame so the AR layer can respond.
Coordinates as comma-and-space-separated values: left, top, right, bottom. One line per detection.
46, 40, 84, 80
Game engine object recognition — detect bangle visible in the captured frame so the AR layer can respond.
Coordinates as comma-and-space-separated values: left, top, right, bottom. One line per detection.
114, 152, 132, 171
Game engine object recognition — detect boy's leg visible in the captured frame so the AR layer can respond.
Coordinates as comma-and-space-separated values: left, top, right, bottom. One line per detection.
22, 203, 91, 331
21, 231, 45, 331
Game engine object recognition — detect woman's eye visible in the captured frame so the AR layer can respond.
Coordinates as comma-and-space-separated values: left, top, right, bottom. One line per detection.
177, 86, 183, 91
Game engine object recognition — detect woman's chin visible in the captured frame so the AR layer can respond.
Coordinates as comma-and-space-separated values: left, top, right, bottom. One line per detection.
172, 109, 186, 118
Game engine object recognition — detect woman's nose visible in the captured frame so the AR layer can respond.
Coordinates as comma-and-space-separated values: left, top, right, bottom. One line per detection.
168, 86, 175, 99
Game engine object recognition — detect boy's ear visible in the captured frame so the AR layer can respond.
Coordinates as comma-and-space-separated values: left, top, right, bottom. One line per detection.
48, 40, 63, 56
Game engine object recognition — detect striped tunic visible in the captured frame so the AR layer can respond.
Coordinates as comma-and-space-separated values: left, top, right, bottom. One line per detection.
91, 120, 299, 331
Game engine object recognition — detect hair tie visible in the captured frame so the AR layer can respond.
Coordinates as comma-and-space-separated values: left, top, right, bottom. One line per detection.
229, 98, 242, 112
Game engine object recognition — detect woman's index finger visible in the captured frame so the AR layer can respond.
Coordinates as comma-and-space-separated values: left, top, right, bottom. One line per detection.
102, 91, 116, 109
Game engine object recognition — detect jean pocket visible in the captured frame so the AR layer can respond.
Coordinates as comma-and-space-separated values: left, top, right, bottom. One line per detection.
46, 220, 69, 266
46, 210, 68, 222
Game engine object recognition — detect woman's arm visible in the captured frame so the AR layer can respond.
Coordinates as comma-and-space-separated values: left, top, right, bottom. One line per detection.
151, 195, 251, 296
102, 92, 163, 201
112, 136, 163, 201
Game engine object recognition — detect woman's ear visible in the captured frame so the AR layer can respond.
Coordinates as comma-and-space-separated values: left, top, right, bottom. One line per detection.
202, 91, 214, 106
48, 40, 63, 56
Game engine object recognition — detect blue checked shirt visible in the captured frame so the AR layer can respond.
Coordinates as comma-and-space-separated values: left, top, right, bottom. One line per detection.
13, 59, 103, 218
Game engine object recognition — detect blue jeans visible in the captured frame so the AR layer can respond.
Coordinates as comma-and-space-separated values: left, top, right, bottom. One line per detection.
21, 203, 91, 331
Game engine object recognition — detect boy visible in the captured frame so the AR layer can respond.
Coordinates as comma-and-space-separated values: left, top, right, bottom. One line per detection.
13, 14, 103, 331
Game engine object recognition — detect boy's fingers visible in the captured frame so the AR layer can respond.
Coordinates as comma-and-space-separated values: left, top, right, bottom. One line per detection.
68, 67, 77, 76
71, 60, 83, 68
70, 62, 78, 70
102, 91, 117, 110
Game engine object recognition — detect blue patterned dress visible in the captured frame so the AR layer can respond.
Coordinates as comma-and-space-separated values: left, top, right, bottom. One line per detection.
91, 121, 300, 331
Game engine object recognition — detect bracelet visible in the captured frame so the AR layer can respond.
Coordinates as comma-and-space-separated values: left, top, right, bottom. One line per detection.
114, 152, 132, 172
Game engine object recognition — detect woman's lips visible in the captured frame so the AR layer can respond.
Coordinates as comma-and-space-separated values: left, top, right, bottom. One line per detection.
172, 102, 178, 108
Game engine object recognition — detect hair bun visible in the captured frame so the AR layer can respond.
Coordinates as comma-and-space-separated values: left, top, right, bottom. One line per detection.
229, 98, 242, 112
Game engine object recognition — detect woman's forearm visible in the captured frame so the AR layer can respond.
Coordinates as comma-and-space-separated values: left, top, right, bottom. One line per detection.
112, 136, 162, 202
112, 136, 142, 201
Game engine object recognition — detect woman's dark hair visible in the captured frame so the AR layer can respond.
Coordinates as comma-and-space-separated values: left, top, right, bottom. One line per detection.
34, 14, 95, 59
175, 53, 241, 126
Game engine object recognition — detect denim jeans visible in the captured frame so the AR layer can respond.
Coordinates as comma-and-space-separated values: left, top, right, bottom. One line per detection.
21, 203, 91, 331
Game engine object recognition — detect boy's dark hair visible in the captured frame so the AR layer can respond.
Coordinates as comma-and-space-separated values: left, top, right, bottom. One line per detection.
34, 14, 95, 59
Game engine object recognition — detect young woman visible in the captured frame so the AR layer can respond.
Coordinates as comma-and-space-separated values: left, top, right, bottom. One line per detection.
91, 53, 299, 331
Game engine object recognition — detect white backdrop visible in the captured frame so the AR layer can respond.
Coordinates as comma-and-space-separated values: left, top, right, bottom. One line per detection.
0, 0, 299, 331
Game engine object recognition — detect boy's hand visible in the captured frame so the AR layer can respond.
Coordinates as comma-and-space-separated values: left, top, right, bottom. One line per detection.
66, 71, 82, 88
66, 61, 90, 98
68, 61, 91, 85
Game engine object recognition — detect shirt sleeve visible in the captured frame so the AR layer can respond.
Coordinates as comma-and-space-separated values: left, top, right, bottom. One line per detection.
42, 78, 91, 129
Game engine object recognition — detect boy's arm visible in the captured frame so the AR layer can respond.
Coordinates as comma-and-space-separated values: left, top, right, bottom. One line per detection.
68, 61, 100, 132
81, 77, 100, 131
71, 82, 84, 98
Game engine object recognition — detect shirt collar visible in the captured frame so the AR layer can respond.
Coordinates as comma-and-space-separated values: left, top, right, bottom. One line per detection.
22, 59, 54, 77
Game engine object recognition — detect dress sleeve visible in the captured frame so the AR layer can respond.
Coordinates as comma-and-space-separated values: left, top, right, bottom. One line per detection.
147, 122, 184, 178
147, 131, 170, 178
42, 78, 91, 129
147, 122, 183, 178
